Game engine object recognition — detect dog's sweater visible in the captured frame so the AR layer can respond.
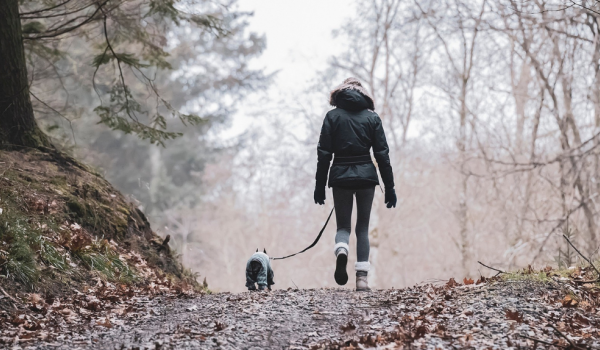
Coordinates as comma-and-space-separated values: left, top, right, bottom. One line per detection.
245, 252, 275, 288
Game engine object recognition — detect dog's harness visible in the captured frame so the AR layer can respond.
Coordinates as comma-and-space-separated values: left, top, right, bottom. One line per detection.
270, 207, 335, 260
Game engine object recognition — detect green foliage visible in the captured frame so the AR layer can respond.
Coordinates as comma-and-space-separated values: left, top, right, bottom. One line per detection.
0, 212, 40, 287
0, 188, 134, 287
92, 50, 111, 68
92, 81, 206, 146
38, 236, 68, 271
21, 0, 242, 145
21, 0, 267, 225
22, 21, 45, 34
75, 239, 137, 283
92, 50, 149, 69
501, 271, 551, 283
147, 0, 180, 23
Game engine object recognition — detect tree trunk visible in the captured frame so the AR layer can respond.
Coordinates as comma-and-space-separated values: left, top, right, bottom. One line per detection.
458, 77, 471, 276
0, 0, 51, 148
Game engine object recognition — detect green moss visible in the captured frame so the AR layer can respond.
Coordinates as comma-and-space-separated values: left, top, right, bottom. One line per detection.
116, 205, 130, 216
51, 176, 68, 187
67, 198, 86, 217
22, 127, 53, 149
501, 271, 551, 283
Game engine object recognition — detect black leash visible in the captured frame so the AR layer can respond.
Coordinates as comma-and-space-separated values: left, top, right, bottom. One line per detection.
271, 207, 335, 260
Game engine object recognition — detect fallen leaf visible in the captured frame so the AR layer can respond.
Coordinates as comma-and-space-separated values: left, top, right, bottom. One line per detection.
29, 294, 42, 304
85, 301, 101, 312
579, 300, 593, 312
215, 321, 226, 331
340, 322, 356, 333
463, 277, 474, 285
414, 325, 428, 338
562, 295, 579, 307
10, 314, 26, 325
19, 331, 36, 340
96, 318, 112, 328
574, 312, 591, 326
505, 309, 523, 323
23, 320, 42, 331
447, 278, 459, 288
59, 308, 73, 316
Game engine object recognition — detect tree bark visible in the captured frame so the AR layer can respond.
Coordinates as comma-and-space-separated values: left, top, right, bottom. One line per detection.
0, 0, 51, 148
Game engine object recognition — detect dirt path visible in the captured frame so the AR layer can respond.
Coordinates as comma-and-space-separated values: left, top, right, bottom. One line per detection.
3, 280, 600, 349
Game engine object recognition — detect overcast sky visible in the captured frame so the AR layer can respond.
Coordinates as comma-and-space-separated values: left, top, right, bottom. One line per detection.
237, 0, 355, 93
214, 0, 357, 140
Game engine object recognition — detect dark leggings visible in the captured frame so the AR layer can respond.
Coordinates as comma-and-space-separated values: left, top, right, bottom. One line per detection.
332, 186, 375, 262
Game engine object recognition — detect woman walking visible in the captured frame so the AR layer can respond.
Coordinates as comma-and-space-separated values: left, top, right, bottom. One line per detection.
314, 77, 396, 291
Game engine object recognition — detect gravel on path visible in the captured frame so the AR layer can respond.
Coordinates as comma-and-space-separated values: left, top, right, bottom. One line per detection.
3, 279, 600, 349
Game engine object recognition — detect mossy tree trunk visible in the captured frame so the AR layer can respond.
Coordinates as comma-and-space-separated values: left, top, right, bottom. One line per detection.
0, 0, 51, 148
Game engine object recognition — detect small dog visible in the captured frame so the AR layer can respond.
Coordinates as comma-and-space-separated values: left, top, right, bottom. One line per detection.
245, 249, 275, 291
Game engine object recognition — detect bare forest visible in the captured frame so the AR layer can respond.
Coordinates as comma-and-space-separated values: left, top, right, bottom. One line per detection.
156, 0, 600, 293
7, 0, 600, 348
16, 0, 600, 294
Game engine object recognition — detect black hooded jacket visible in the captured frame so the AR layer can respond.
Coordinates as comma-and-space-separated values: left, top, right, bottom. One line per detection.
315, 86, 394, 190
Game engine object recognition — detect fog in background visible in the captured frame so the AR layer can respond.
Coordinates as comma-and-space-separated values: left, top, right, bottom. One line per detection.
34, 0, 600, 292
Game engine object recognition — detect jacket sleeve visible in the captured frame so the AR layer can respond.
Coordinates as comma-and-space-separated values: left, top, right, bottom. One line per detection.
372, 115, 395, 189
315, 114, 333, 188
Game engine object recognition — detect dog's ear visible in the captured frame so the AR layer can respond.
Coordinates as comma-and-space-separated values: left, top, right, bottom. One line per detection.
263, 248, 267, 254
256, 248, 258, 253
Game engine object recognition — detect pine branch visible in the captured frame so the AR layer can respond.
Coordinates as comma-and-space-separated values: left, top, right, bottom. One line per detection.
19, 0, 74, 16
22, 0, 111, 40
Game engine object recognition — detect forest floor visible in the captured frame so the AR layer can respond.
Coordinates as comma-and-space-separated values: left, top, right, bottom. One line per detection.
2, 273, 600, 349
2, 150, 600, 349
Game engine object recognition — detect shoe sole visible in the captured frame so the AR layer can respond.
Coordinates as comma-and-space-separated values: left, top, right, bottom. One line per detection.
334, 254, 348, 285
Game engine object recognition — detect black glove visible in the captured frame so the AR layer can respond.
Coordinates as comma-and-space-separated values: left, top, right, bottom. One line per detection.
314, 186, 325, 205
385, 188, 397, 208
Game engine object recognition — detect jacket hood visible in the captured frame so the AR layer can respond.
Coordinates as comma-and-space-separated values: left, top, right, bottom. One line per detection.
329, 77, 375, 111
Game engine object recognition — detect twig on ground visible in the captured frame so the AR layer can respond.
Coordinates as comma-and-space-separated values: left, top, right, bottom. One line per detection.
549, 324, 580, 350
291, 279, 299, 290
0, 162, 13, 177
562, 234, 600, 278
478, 261, 505, 276
0, 285, 19, 310
518, 334, 565, 348
573, 278, 599, 284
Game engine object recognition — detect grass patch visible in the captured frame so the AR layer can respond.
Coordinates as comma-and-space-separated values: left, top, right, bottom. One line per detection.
0, 193, 137, 289
0, 213, 40, 287
501, 271, 552, 283
75, 239, 138, 283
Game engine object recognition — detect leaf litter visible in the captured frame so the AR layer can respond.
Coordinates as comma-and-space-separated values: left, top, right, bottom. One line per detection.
1, 267, 600, 349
